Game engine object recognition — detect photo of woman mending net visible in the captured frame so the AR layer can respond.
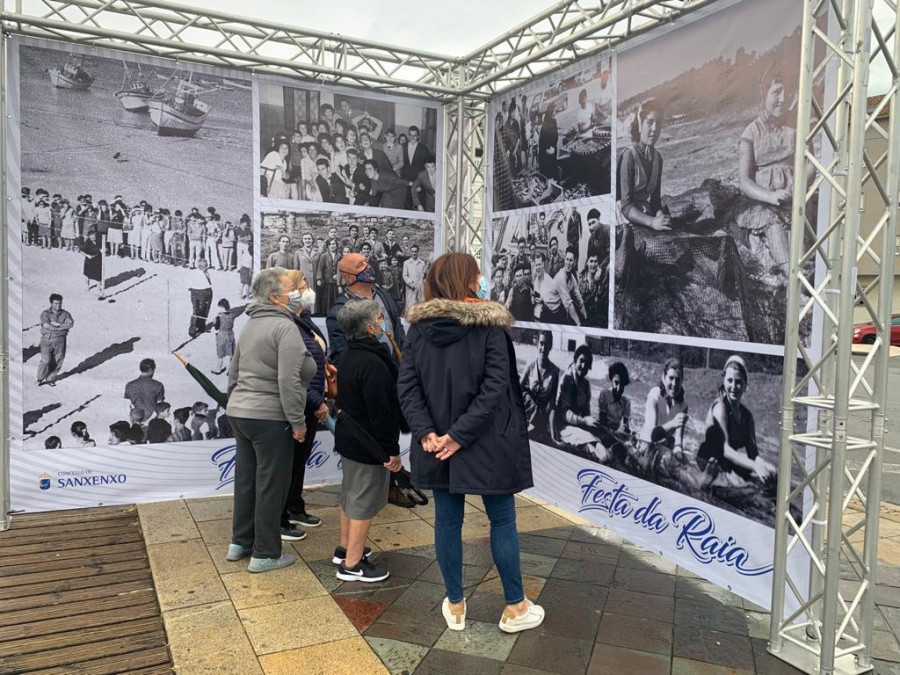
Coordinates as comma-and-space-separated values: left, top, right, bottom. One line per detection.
512, 326, 803, 527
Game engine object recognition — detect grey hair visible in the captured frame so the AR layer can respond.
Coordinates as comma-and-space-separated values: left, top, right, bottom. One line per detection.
252, 267, 289, 304
337, 299, 380, 340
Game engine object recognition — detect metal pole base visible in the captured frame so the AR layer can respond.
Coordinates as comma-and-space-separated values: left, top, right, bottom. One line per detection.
768, 641, 872, 675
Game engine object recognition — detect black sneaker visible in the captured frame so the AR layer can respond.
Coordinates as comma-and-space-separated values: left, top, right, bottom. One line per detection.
336, 558, 389, 583
280, 525, 307, 541
288, 511, 322, 528
331, 546, 372, 566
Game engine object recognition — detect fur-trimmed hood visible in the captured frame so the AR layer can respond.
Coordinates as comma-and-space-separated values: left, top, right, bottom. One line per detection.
406, 299, 514, 347
405, 299, 514, 329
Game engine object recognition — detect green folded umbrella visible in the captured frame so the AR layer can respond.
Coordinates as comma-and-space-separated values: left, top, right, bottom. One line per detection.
174, 352, 227, 408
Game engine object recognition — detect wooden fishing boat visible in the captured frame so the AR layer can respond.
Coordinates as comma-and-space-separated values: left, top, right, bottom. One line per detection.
115, 63, 153, 112
49, 56, 93, 90
148, 76, 211, 136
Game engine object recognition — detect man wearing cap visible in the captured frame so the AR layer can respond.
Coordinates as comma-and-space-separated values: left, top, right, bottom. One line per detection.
585, 207, 610, 270
326, 253, 405, 366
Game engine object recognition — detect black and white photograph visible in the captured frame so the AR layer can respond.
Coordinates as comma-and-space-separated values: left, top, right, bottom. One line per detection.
490, 201, 613, 328
261, 209, 435, 318
18, 43, 254, 450
258, 81, 440, 212
613, 0, 813, 345
492, 54, 613, 213
511, 327, 802, 527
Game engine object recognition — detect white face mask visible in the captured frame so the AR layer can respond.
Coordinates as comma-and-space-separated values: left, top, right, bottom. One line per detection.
300, 288, 316, 309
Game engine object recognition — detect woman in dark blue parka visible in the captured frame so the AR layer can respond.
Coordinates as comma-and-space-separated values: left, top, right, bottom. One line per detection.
398, 252, 544, 635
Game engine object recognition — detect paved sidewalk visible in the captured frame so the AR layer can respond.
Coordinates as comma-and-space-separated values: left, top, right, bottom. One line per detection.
140, 488, 900, 674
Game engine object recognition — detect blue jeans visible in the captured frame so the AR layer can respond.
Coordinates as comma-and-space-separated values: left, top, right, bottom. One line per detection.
432, 490, 525, 605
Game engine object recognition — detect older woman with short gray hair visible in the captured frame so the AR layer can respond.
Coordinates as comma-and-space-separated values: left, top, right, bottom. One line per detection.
332, 299, 405, 583
226, 267, 317, 573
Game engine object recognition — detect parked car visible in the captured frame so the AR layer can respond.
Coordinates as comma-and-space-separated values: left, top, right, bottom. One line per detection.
852, 313, 900, 346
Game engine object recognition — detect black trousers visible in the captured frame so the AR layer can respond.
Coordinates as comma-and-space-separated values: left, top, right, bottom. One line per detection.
281, 411, 318, 526
230, 416, 294, 559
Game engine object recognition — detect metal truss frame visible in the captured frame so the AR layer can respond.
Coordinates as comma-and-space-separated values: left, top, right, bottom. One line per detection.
0, 0, 721, 255
769, 0, 900, 673
2, 2, 900, 673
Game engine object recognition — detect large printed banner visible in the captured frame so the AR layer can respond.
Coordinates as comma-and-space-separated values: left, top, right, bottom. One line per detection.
4, 37, 441, 509
487, 0, 814, 608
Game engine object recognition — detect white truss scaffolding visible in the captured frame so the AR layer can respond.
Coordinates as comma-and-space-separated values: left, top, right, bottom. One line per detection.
769, 0, 900, 673
1, 2, 899, 673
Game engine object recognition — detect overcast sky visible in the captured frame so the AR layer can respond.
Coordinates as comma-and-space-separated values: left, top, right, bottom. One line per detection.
185, 0, 893, 94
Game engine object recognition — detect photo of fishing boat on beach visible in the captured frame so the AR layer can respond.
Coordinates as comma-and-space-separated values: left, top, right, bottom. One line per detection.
48, 55, 93, 90
115, 62, 154, 112
148, 74, 213, 137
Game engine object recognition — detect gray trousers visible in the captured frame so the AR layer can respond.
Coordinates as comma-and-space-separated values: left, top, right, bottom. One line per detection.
38, 336, 67, 382
229, 416, 294, 559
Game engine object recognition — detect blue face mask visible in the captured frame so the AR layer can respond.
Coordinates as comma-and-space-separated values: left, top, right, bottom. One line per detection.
476, 276, 488, 300
353, 266, 377, 285
380, 321, 387, 334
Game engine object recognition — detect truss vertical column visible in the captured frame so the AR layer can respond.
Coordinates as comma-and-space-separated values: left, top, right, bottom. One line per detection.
442, 72, 487, 262
0, 26, 10, 532
769, 0, 900, 673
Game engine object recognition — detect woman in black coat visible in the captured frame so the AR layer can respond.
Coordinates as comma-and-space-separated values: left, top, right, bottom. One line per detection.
398, 252, 544, 635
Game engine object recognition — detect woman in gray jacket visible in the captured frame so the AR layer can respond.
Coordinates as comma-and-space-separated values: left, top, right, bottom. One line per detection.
226, 267, 317, 573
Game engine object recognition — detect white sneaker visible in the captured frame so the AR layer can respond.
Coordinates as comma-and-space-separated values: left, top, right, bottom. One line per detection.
442, 597, 466, 631
499, 600, 545, 633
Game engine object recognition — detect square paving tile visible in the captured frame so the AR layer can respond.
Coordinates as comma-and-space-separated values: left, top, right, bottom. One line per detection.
147, 538, 228, 611
302, 489, 342, 507
596, 613, 673, 655
307, 560, 345, 593
517, 533, 568, 558
587, 644, 670, 674
414, 648, 504, 674
138, 500, 200, 544
163, 600, 263, 675
515, 507, 577, 533
195, 518, 232, 545
239, 595, 357, 655
604, 589, 675, 623
612, 567, 676, 597
258, 636, 389, 675
374, 503, 428, 525
673, 625, 754, 671
365, 636, 430, 674
749, 638, 808, 674
560, 540, 620, 565
434, 619, 519, 661
333, 595, 390, 632
186, 496, 234, 522
332, 575, 415, 605
674, 596, 749, 636
482, 552, 558, 580
617, 546, 678, 574
549, 557, 615, 586
875, 629, 900, 662
507, 629, 594, 675
371, 551, 434, 579
221, 559, 327, 610
464, 591, 508, 624
500, 665, 560, 675
671, 657, 754, 675
538, 577, 609, 610
479, 573, 547, 600
365, 603, 454, 648
419, 559, 491, 589
368, 519, 437, 550
538, 599, 603, 641
675, 577, 745, 607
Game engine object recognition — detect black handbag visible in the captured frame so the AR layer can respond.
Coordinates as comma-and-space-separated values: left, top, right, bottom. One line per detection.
334, 408, 428, 507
